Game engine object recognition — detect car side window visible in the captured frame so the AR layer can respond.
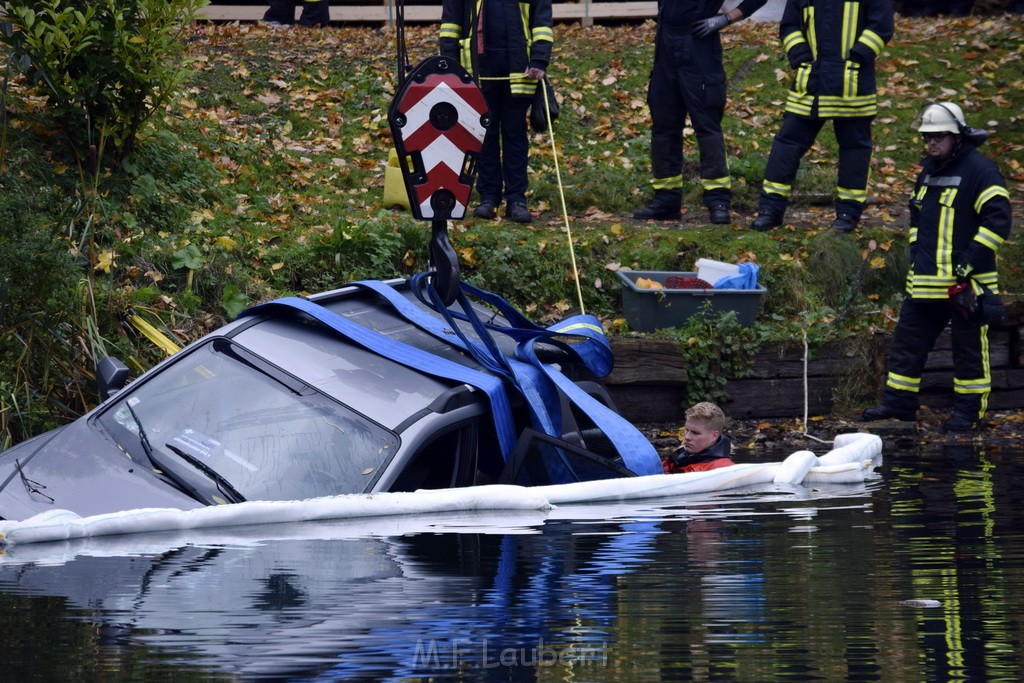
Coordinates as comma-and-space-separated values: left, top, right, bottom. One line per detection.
388, 423, 478, 492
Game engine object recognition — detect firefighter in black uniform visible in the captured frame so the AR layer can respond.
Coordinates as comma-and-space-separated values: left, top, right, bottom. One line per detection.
750, 0, 893, 233
862, 103, 1012, 432
440, 0, 553, 224
633, 0, 766, 225
263, 0, 330, 27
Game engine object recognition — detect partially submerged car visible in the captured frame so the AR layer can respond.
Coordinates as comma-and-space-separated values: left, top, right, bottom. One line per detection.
0, 277, 661, 521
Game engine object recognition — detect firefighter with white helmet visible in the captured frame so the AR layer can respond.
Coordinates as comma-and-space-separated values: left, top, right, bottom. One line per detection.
862, 102, 1013, 432
916, 102, 966, 133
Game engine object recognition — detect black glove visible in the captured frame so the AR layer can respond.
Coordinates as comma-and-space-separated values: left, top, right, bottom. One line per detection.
692, 14, 731, 38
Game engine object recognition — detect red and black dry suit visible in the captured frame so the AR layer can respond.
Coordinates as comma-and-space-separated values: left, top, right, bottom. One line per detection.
877, 130, 1012, 421
663, 434, 735, 474
758, 0, 893, 221
439, 0, 553, 207
645, 0, 766, 210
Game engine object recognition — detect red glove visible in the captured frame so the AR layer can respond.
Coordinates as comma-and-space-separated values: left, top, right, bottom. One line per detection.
947, 281, 978, 320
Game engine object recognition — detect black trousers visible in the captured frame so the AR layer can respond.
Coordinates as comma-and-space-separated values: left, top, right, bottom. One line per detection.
646, 26, 730, 206
878, 298, 990, 419
760, 113, 873, 219
264, 0, 330, 27
476, 80, 531, 206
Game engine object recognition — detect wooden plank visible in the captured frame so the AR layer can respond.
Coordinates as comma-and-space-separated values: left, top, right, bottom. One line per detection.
606, 338, 688, 385
722, 376, 836, 418
197, 2, 658, 24
741, 331, 1014, 381
604, 384, 686, 423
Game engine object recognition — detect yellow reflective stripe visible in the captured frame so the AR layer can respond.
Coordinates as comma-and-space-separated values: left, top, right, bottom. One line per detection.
555, 322, 605, 337
937, 188, 957, 277
914, 274, 957, 285
975, 226, 1005, 251
837, 186, 867, 202
887, 372, 920, 392
816, 94, 877, 117
907, 287, 952, 300
130, 315, 180, 357
652, 175, 684, 190
908, 226, 918, 242
440, 22, 461, 38
804, 7, 817, 58
763, 180, 792, 197
509, 73, 537, 96
532, 26, 553, 42
973, 271, 999, 288
783, 31, 807, 51
701, 176, 732, 191
785, 94, 814, 116
859, 29, 885, 55
842, 2, 858, 56
974, 185, 1009, 212
843, 62, 856, 99
793, 66, 807, 94
981, 330, 991, 414
954, 377, 990, 394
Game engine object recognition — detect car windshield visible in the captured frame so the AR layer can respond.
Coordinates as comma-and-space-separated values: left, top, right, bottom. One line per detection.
97, 339, 399, 501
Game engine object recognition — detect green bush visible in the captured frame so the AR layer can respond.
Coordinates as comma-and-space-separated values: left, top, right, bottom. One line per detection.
0, 0, 208, 166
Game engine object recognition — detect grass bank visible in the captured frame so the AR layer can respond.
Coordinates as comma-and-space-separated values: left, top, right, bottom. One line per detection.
1, 16, 1023, 444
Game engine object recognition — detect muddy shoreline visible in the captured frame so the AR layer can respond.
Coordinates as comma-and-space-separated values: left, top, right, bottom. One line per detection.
637, 408, 1024, 458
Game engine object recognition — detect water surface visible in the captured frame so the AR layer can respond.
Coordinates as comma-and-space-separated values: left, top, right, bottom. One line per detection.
1, 443, 1022, 681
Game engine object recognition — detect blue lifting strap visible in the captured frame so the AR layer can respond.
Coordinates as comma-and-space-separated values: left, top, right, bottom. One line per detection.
237, 296, 519, 460
350, 281, 565, 474
355, 278, 663, 477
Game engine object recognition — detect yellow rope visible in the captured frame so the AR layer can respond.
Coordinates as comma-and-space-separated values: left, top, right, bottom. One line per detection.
478, 75, 586, 314
129, 314, 180, 357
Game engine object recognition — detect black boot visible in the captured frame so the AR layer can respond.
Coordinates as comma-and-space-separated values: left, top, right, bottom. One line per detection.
942, 413, 980, 432
750, 208, 784, 232
633, 191, 682, 221
832, 213, 859, 233
861, 404, 916, 422
707, 202, 731, 225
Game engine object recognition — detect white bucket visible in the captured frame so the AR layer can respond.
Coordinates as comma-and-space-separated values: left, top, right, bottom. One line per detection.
695, 258, 740, 286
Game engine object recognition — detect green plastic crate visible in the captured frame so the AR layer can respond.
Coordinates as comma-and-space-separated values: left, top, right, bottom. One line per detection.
616, 270, 766, 331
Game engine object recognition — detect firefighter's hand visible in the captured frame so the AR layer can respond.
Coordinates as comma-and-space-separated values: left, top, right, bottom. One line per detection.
524, 67, 546, 80
692, 14, 731, 38
948, 281, 978, 319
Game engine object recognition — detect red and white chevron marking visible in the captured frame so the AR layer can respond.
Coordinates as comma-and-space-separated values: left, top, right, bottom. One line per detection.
396, 74, 487, 219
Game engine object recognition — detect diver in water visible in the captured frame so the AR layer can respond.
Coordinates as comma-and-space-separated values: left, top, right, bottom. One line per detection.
663, 401, 736, 474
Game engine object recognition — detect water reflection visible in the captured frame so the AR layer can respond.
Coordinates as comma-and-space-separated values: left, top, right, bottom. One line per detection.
1, 444, 1023, 681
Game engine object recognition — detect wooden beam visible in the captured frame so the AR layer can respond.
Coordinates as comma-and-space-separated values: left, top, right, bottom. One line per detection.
196, 2, 658, 26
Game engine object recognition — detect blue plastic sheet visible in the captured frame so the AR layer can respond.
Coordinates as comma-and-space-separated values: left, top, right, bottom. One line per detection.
713, 262, 760, 290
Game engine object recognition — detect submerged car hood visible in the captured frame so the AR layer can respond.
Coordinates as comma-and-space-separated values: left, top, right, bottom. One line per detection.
0, 419, 200, 521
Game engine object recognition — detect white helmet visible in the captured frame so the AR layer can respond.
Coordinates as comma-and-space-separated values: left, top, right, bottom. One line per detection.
916, 103, 966, 134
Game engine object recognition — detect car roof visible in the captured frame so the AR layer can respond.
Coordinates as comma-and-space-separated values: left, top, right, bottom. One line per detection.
230, 283, 507, 431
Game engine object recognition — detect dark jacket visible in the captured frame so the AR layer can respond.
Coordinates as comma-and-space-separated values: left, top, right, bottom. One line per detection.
663, 434, 735, 474
780, 0, 893, 118
439, 0, 553, 96
906, 130, 1013, 300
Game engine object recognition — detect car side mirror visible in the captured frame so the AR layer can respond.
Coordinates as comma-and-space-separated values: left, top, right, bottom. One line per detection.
97, 356, 130, 401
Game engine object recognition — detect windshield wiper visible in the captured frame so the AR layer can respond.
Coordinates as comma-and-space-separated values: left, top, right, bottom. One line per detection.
125, 401, 157, 467
163, 442, 246, 505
